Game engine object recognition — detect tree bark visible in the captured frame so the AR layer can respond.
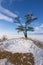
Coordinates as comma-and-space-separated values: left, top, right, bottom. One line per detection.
25, 34, 27, 38
24, 30, 27, 38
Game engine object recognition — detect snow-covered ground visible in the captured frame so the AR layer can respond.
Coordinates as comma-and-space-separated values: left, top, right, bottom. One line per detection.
0, 34, 43, 65
3, 39, 43, 65
0, 58, 14, 65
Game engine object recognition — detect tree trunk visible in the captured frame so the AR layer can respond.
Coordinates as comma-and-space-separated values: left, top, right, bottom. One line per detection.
25, 33, 27, 38
24, 30, 27, 38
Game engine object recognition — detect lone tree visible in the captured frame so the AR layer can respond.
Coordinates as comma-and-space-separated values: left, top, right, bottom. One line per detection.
14, 14, 37, 38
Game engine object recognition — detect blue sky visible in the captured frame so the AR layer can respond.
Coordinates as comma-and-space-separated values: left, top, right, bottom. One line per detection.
0, 0, 43, 37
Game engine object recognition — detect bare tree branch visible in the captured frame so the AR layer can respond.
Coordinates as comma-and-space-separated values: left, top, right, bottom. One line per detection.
27, 27, 34, 31
13, 13, 37, 38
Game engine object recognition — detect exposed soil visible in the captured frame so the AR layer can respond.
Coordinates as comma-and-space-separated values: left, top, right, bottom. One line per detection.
0, 51, 34, 65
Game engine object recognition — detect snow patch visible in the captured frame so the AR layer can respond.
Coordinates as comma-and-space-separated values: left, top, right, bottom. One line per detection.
0, 39, 43, 65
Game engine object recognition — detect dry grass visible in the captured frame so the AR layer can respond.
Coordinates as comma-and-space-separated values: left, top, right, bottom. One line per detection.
0, 51, 34, 65
32, 40, 43, 48
25, 37, 43, 49
29, 38, 43, 48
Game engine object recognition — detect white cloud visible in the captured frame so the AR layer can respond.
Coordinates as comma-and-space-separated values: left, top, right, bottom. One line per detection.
0, 13, 13, 22
40, 24, 43, 28
35, 27, 39, 31
35, 24, 43, 32
0, 0, 24, 6
0, 6, 18, 22
0, 6, 17, 18
14, 11, 19, 15
0, 0, 17, 17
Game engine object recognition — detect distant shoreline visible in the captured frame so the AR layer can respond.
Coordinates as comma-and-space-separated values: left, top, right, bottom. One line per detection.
0, 33, 43, 40
28, 33, 43, 35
